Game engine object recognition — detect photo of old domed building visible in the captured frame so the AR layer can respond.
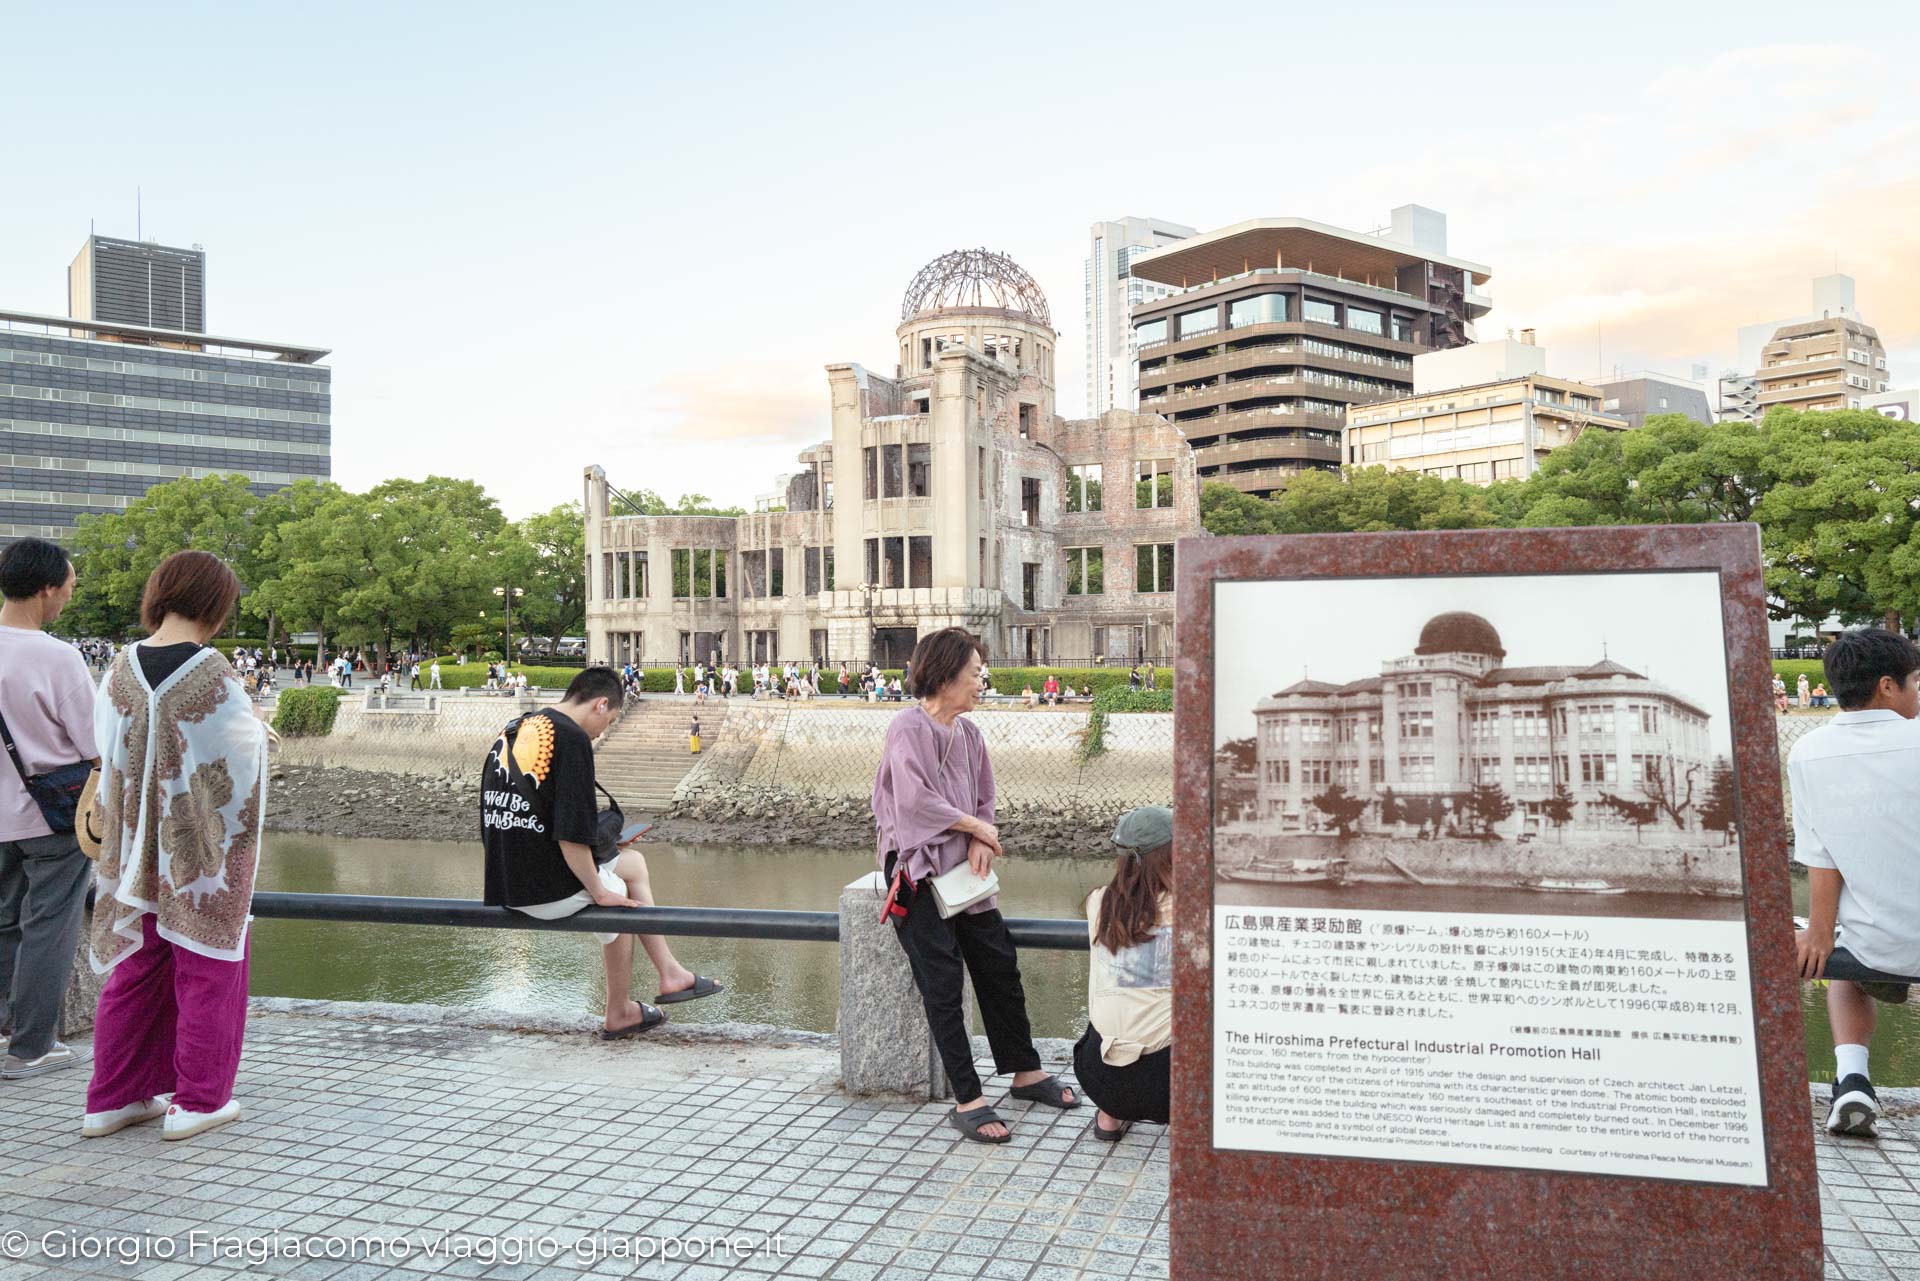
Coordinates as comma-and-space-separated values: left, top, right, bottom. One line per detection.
584, 248, 1200, 670
1250, 610, 1719, 841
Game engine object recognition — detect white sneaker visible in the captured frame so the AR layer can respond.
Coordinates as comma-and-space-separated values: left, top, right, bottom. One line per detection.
1, 1041, 87, 1079
162, 1098, 241, 1141
82, 1095, 171, 1137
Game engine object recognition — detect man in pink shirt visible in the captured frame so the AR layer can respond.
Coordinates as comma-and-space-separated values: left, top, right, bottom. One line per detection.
0, 538, 99, 1080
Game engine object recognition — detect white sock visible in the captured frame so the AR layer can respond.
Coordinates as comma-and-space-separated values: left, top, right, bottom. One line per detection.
1836, 1043, 1870, 1082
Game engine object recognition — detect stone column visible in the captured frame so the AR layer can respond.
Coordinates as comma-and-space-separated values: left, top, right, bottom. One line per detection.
838, 872, 972, 1100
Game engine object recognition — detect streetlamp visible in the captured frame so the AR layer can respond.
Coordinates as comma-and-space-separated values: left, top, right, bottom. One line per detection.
493, 586, 524, 668
859, 581, 878, 669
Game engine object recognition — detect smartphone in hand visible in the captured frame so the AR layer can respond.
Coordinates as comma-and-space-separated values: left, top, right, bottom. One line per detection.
619, 820, 654, 845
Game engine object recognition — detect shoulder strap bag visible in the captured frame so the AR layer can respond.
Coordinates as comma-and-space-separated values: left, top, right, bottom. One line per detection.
0, 704, 94, 838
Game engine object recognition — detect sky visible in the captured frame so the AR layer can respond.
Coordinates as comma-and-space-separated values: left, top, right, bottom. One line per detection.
2, 1, 1916, 518
1213, 572, 1734, 755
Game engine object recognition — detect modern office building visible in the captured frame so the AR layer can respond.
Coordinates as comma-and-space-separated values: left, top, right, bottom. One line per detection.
1342, 336, 1625, 483
1128, 205, 1491, 498
1085, 217, 1195, 416
1591, 371, 1713, 429
1252, 610, 1716, 840
68, 235, 207, 333
585, 248, 1202, 670
0, 308, 332, 545
1717, 372, 1760, 423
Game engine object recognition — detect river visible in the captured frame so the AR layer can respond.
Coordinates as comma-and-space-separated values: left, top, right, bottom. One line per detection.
250, 835, 1920, 1083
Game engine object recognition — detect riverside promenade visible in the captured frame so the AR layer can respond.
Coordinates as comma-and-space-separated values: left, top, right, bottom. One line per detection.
4, 1005, 1918, 1280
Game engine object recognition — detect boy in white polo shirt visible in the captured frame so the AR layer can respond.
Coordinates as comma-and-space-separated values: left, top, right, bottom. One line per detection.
1789, 628, 1920, 1137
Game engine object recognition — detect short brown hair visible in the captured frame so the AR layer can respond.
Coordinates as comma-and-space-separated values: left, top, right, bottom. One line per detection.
906, 627, 983, 698
140, 551, 244, 633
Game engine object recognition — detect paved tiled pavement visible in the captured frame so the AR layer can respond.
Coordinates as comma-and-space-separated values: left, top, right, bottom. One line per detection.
3, 1013, 1167, 1281
8, 1011, 1920, 1279
1816, 1086, 1920, 1280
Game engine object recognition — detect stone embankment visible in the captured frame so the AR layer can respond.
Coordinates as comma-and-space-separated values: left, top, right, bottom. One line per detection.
264, 690, 1171, 852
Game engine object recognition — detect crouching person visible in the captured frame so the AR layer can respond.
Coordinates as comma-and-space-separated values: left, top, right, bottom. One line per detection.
481, 667, 720, 1039
1074, 806, 1173, 1141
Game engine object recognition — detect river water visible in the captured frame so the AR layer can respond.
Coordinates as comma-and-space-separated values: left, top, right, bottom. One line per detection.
250, 835, 1920, 1083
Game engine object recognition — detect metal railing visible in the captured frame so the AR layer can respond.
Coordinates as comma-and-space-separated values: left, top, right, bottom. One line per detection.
251, 892, 1091, 950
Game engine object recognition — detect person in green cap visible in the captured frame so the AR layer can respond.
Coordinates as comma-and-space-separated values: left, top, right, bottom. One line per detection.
1073, 804, 1174, 1141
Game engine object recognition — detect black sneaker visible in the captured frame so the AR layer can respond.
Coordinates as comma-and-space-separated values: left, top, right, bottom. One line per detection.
1827, 1074, 1880, 1137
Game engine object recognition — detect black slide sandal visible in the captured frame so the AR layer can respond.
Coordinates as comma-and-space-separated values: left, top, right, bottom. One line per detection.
1009, 1075, 1081, 1109
657, 975, 723, 1004
599, 1004, 666, 1039
949, 1105, 1012, 1144
1093, 1117, 1133, 1142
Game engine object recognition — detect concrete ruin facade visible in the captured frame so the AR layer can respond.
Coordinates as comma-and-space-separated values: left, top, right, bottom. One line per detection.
585, 249, 1202, 670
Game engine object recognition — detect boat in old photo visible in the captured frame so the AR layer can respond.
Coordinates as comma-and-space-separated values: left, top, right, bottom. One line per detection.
1517, 877, 1627, 895
1219, 856, 1350, 886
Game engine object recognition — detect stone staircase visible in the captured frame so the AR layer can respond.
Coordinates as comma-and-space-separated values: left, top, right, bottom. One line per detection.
593, 699, 729, 813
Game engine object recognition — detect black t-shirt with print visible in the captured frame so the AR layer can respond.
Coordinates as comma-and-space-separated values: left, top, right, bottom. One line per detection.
481, 708, 598, 907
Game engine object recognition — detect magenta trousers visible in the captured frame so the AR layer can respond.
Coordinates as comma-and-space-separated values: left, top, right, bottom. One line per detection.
86, 913, 250, 1114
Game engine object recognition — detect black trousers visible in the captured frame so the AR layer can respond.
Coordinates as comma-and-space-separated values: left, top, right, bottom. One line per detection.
1073, 1025, 1170, 1124
893, 882, 1042, 1101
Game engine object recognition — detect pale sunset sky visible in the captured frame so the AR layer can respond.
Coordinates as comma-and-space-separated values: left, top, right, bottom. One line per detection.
2, 1, 1915, 517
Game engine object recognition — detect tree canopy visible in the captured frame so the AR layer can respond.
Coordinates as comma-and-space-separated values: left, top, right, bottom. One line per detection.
1200, 408, 1919, 628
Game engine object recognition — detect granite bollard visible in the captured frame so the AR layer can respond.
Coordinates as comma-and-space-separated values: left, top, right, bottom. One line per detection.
838, 872, 972, 1099
60, 929, 101, 1039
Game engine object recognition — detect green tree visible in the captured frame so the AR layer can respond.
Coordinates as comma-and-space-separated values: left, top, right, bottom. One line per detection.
1198, 482, 1279, 536
61, 474, 267, 637
498, 502, 587, 649
1753, 409, 1920, 631
1311, 783, 1370, 838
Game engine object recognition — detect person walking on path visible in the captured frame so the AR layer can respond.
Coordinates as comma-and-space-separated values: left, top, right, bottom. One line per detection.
1074, 807, 1174, 1142
0, 538, 100, 1082
84, 552, 272, 1142
429, 661, 442, 690
871, 627, 1078, 1144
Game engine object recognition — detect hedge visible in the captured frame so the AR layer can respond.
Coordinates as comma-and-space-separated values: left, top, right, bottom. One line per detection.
425, 662, 591, 691
214, 639, 318, 662
272, 686, 341, 737
987, 667, 1161, 697
1771, 659, 1826, 691
1092, 687, 1173, 713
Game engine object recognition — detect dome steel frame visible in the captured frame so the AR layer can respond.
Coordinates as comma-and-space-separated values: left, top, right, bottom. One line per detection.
900, 248, 1052, 327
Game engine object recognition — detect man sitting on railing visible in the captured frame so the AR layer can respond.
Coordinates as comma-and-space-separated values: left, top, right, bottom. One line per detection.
1791, 629, 1920, 1138
481, 667, 721, 1038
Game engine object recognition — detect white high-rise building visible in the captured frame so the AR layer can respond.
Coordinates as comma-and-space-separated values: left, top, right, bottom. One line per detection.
1085, 217, 1195, 415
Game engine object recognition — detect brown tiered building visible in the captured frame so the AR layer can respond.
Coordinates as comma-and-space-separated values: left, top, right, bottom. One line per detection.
1127, 206, 1491, 498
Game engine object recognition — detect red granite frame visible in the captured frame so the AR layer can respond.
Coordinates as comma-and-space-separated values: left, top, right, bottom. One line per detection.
1171, 524, 1821, 1281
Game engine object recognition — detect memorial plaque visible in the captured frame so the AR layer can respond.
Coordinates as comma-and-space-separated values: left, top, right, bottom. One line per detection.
1171, 525, 1821, 1281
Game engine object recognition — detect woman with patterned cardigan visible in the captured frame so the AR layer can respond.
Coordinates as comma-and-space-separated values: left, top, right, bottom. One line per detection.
83, 551, 271, 1143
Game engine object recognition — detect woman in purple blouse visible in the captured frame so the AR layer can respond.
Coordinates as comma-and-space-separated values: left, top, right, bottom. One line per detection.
871, 627, 1081, 1143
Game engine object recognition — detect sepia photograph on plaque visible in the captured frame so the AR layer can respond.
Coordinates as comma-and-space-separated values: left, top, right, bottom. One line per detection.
1210, 569, 1765, 1185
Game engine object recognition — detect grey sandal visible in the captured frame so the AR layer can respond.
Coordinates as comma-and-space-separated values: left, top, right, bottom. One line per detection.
1009, 1075, 1081, 1109
949, 1105, 1012, 1144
